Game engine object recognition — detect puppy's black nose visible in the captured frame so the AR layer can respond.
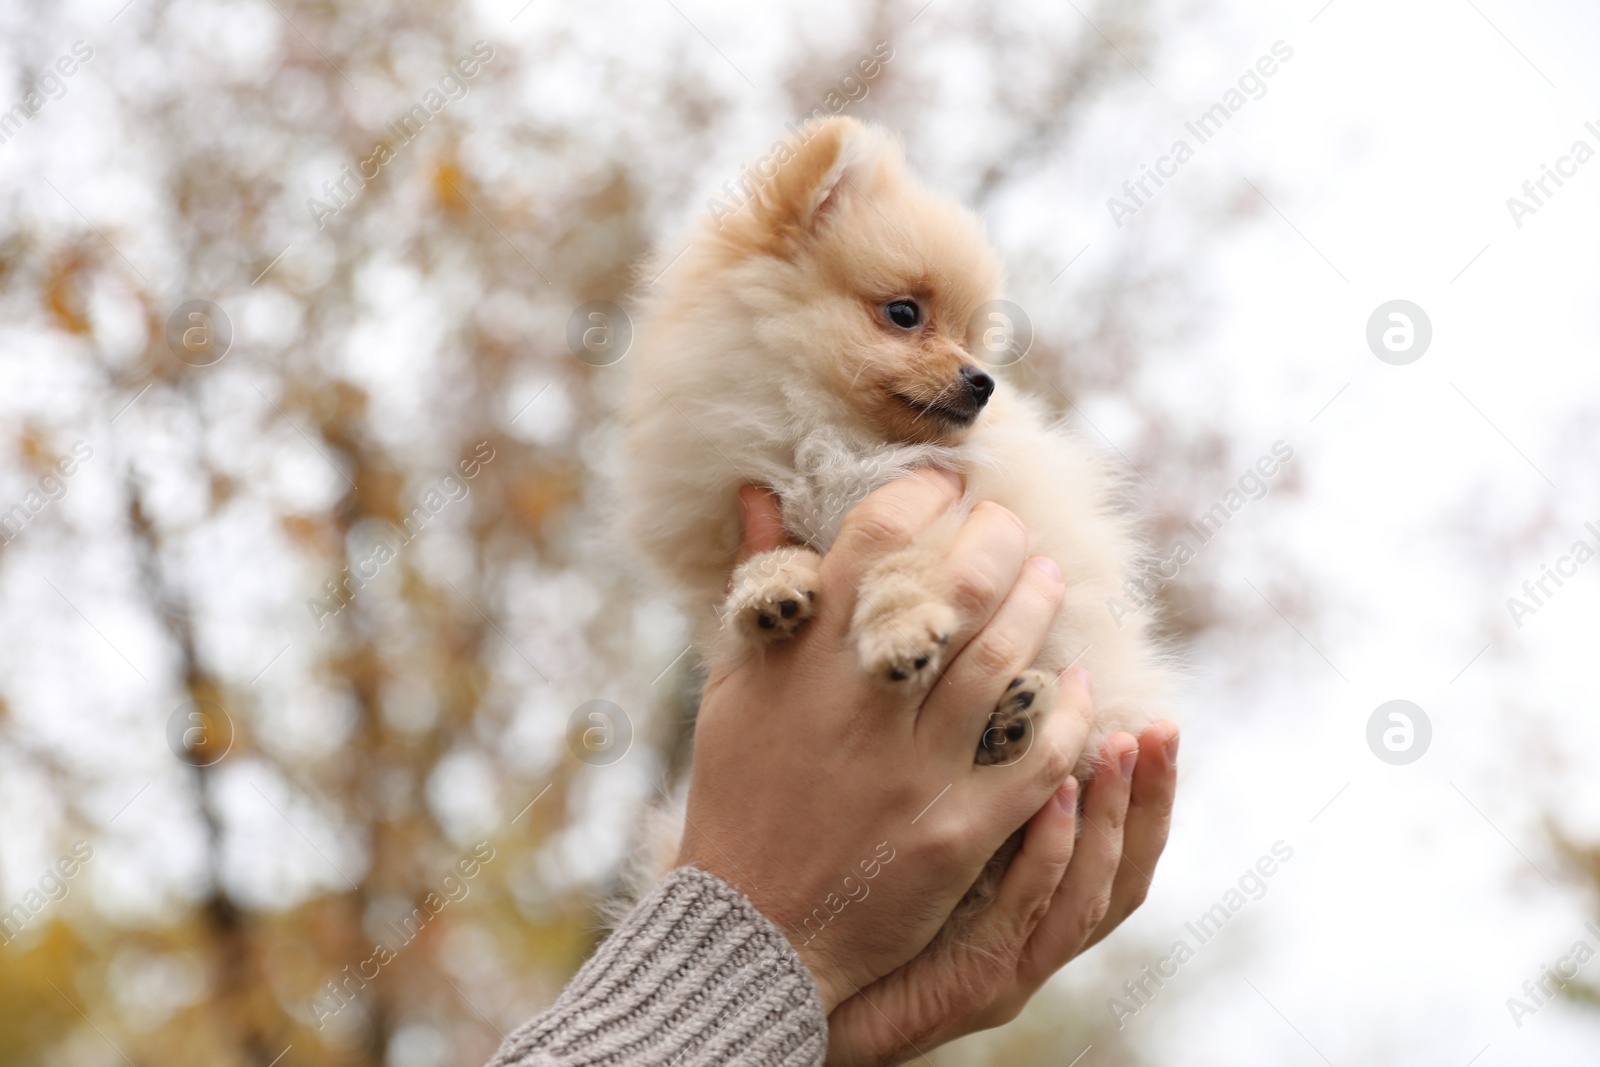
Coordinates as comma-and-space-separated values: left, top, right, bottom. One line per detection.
960, 365, 995, 408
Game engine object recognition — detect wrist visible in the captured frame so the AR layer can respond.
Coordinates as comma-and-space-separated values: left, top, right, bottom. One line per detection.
787, 927, 856, 1013
673, 850, 847, 1010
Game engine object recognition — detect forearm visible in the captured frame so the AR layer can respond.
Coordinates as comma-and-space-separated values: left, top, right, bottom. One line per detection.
488, 867, 827, 1067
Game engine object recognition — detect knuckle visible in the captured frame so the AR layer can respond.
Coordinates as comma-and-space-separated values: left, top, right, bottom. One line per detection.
1125, 881, 1151, 912
1083, 891, 1113, 929
968, 631, 1021, 680
971, 997, 1022, 1032
994, 997, 1025, 1027
1035, 740, 1074, 787
949, 566, 1001, 618
919, 819, 967, 873
1018, 894, 1054, 936
840, 508, 910, 557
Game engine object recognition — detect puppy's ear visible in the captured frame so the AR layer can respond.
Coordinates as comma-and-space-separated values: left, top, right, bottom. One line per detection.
732, 117, 900, 254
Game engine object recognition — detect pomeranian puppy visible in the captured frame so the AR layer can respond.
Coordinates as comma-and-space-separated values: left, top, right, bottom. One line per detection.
624, 116, 1167, 773
617, 118, 1170, 949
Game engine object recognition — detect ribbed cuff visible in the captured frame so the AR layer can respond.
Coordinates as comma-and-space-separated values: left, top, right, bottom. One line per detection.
487, 866, 827, 1067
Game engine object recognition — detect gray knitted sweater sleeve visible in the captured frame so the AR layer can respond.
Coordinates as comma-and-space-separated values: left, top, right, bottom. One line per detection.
487, 866, 828, 1067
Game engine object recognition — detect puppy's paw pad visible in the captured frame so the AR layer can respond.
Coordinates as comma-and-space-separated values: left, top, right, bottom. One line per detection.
725, 549, 820, 645
977, 668, 1055, 766
857, 602, 957, 685
736, 588, 815, 640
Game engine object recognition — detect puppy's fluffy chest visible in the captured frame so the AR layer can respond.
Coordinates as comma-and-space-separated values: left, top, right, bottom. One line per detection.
768, 426, 964, 553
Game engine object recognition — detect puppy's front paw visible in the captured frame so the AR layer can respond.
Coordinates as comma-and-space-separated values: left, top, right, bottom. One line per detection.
856, 601, 957, 684
724, 546, 821, 646
977, 668, 1055, 766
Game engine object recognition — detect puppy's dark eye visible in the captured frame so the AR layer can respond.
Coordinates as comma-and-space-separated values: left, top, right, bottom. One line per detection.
885, 300, 921, 329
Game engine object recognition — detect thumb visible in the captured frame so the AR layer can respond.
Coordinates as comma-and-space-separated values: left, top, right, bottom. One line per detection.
734, 485, 789, 566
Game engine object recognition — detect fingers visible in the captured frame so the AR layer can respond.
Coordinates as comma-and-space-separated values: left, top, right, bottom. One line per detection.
918, 553, 1063, 752
1080, 720, 1179, 952
907, 777, 1081, 1037
936, 502, 1031, 658
734, 485, 790, 568
820, 468, 963, 613
988, 777, 1079, 948
1017, 730, 1137, 988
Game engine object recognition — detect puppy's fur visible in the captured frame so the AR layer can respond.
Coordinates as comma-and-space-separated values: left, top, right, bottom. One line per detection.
621, 118, 1169, 921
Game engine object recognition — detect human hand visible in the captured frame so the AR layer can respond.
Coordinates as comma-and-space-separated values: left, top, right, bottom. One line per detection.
676, 472, 1091, 1012
824, 719, 1180, 1066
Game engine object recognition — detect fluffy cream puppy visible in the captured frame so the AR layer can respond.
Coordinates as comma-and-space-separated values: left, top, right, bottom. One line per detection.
624, 116, 1168, 776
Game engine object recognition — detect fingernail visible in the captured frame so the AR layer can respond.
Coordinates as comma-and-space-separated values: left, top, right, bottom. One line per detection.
1071, 667, 1091, 697
1054, 776, 1078, 814
1028, 555, 1062, 583
928, 468, 964, 493
1165, 730, 1180, 764
1117, 744, 1137, 781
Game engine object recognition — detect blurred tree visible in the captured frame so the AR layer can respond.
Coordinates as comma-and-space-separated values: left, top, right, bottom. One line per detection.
0, 0, 1237, 1064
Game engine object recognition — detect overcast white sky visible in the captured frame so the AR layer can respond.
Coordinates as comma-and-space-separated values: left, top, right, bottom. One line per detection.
1018, 2, 1600, 1064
